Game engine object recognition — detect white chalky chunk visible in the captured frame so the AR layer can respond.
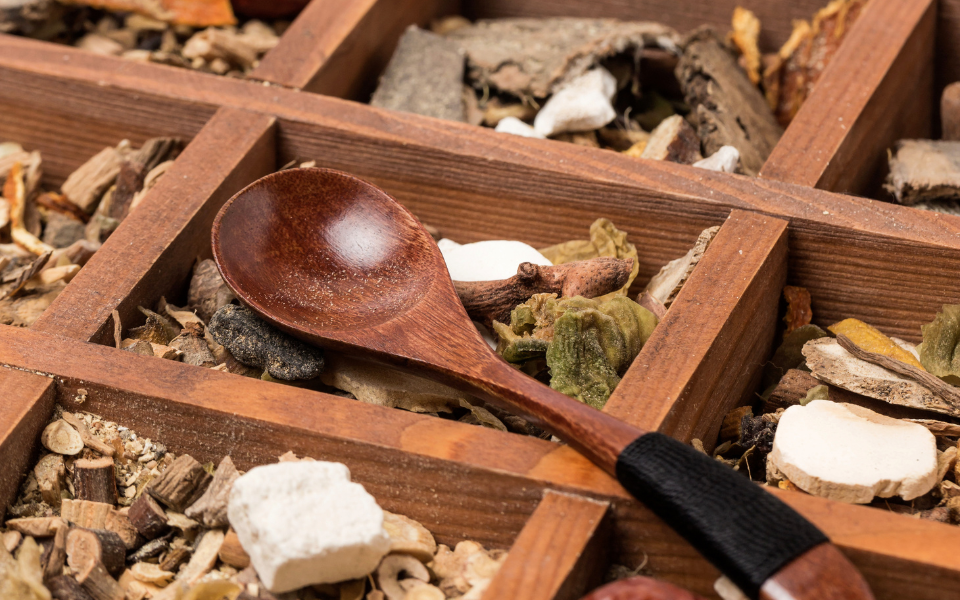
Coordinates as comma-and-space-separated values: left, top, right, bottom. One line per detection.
438, 239, 551, 282
533, 67, 617, 137
494, 117, 545, 139
228, 462, 390, 593
693, 146, 740, 173
769, 400, 938, 504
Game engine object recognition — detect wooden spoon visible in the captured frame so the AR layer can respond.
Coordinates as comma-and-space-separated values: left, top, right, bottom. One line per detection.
212, 168, 874, 600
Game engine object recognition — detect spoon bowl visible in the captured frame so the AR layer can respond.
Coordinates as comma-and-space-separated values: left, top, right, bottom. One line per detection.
212, 168, 874, 600
213, 168, 439, 332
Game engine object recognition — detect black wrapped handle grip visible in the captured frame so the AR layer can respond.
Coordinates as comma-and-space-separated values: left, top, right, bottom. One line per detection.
616, 433, 828, 599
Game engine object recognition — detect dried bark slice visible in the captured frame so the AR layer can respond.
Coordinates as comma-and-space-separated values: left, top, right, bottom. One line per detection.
34, 453, 65, 507
76, 560, 124, 600
6, 517, 63, 537
885, 140, 960, 205
218, 529, 250, 569
40, 419, 84, 455
446, 18, 679, 98
187, 259, 234, 323
106, 138, 179, 222
147, 454, 212, 512
184, 455, 238, 528
676, 28, 782, 176
128, 492, 170, 539
371, 26, 466, 123
638, 114, 702, 163
802, 337, 960, 418
66, 528, 126, 576
158, 546, 190, 572
382, 511, 437, 562
643, 226, 720, 307
167, 323, 216, 367
103, 509, 139, 550
61, 144, 129, 214
73, 457, 118, 505
48, 574, 96, 600
454, 257, 632, 326
42, 522, 67, 582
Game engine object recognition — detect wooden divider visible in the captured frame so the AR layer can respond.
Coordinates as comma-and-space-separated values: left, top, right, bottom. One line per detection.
760, 0, 936, 197
0, 369, 55, 513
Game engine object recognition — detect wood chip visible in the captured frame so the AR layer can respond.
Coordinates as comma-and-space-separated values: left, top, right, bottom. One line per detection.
73, 456, 118, 505
66, 528, 127, 576
218, 528, 250, 569
643, 225, 719, 307
147, 454, 212, 512
61, 144, 128, 213
884, 140, 960, 205
128, 492, 170, 539
184, 455, 238, 528
61, 499, 112, 529
6, 517, 65, 537
40, 418, 84, 455
34, 453, 65, 507
638, 114, 702, 163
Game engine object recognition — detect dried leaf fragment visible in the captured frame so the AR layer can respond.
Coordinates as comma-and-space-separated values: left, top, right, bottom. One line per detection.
829, 318, 923, 370
539, 218, 639, 299
782, 285, 812, 335
729, 7, 761, 84
643, 226, 720, 307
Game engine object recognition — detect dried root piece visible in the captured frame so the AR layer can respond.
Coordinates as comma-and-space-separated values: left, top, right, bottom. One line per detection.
4, 163, 53, 255
539, 218, 639, 300
763, 0, 869, 127
40, 419, 83, 455
34, 454, 65, 507
61, 412, 116, 456
782, 285, 812, 335
147, 454, 212, 512
729, 7, 761, 84
455, 257, 632, 326
638, 114, 702, 163
643, 226, 720, 307
677, 27, 782, 176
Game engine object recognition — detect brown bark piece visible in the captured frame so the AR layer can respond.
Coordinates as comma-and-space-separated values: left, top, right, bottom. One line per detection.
42, 521, 68, 582
677, 28, 782, 176
447, 18, 678, 98
763, 0, 869, 128
218, 528, 250, 569
884, 140, 960, 205
187, 259, 235, 322
61, 412, 116, 457
147, 454, 212, 512
167, 323, 217, 367
720, 406, 753, 442
61, 500, 112, 530
158, 547, 190, 572
76, 560, 125, 600
643, 226, 720, 307
61, 144, 129, 213
73, 456, 118, 505
943, 82, 960, 141
2, 250, 52, 300
48, 575, 96, 600
184, 455, 238, 527
107, 138, 180, 221
6, 517, 65, 537
67, 528, 127, 576
128, 493, 170, 539
638, 115, 703, 163
104, 509, 140, 550
454, 257, 632, 326
36, 192, 90, 224
371, 26, 466, 123
35, 453, 65, 507
782, 285, 812, 335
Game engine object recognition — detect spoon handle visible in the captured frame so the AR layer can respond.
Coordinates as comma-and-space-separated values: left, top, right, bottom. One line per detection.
442, 354, 872, 600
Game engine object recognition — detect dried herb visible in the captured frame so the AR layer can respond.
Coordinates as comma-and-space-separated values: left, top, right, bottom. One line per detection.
829, 318, 923, 370
782, 285, 812, 335
920, 305, 960, 380
495, 293, 657, 408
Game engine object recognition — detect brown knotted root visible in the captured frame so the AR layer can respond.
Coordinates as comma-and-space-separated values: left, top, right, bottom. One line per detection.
454, 257, 633, 326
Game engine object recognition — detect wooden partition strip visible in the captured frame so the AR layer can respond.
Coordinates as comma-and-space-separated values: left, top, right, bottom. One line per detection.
604, 210, 786, 447
0, 369, 55, 513
4, 38, 960, 337
31, 108, 276, 344
482, 491, 611, 600
252, 0, 454, 97
1, 327, 960, 597
759, 0, 935, 196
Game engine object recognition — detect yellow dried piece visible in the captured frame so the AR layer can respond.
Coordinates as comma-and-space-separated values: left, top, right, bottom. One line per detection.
0, 536, 51, 600
3, 163, 53, 256
623, 140, 648, 157
828, 318, 924, 370
182, 581, 242, 600
538, 219, 638, 300
730, 7, 761, 84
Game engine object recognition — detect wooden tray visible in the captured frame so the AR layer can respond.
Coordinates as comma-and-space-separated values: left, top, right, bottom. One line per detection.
2, 1, 960, 599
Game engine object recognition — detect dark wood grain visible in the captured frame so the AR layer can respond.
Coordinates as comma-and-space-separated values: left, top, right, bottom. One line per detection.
760, 0, 935, 197
32, 108, 276, 344
482, 491, 611, 600
604, 210, 787, 450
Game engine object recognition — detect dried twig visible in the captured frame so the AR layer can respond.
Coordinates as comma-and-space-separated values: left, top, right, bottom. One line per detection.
836, 334, 960, 409
454, 257, 633, 326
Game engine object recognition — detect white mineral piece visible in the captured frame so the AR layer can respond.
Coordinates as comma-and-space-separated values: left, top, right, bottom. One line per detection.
693, 146, 741, 173
494, 116, 545, 139
769, 400, 938, 504
228, 461, 390, 593
438, 239, 551, 282
533, 67, 617, 137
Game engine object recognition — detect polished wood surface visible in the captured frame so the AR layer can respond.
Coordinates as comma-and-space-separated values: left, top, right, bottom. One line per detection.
483, 491, 611, 600
579, 576, 708, 600
760, 544, 874, 600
